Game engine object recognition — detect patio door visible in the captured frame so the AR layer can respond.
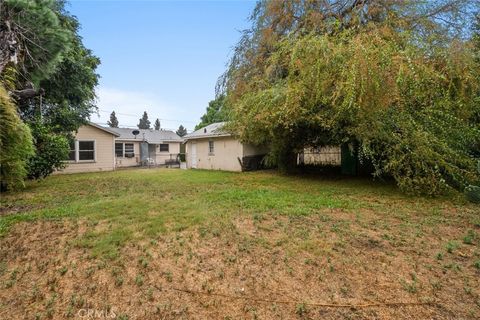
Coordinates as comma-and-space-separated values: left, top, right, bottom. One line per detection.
190, 143, 197, 168
148, 144, 156, 159
140, 142, 149, 162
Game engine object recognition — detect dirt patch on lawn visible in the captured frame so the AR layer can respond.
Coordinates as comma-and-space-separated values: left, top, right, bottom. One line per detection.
0, 204, 41, 216
0, 212, 479, 320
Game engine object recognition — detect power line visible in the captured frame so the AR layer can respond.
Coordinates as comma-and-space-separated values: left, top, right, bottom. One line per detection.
98, 109, 198, 124
93, 122, 193, 133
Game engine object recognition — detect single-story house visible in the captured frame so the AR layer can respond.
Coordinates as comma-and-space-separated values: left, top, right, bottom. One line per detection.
110, 127, 182, 168
58, 123, 182, 174
183, 122, 268, 172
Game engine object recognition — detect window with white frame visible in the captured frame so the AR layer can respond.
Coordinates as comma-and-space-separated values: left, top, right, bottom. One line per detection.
208, 140, 214, 154
67, 140, 95, 162
115, 143, 123, 157
124, 143, 134, 157
115, 143, 135, 157
78, 141, 95, 161
159, 144, 169, 152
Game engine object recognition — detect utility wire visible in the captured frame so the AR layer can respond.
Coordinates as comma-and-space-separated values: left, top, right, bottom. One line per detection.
93, 122, 192, 133
97, 109, 198, 124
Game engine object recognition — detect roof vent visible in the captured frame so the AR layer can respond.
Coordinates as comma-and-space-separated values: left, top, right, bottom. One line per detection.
204, 128, 207, 133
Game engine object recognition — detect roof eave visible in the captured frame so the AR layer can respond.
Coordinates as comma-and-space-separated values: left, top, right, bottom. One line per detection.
88, 122, 121, 136
183, 133, 232, 141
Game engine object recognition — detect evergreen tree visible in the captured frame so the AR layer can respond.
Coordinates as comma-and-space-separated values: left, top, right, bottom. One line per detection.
176, 125, 187, 137
154, 118, 161, 130
137, 111, 151, 129
107, 111, 119, 128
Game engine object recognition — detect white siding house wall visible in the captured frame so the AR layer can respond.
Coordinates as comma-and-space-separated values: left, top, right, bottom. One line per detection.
59, 125, 116, 174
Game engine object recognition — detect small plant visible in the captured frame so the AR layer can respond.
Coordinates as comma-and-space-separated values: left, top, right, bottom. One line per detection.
146, 287, 154, 301
295, 303, 308, 317
400, 279, 417, 293
163, 271, 173, 282
115, 276, 124, 287
59, 266, 68, 276
463, 230, 476, 245
135, 274, 144, 286
474, 260, 480, 270
436, 252, 443, 260
446, 241, 459, 253
138, 257, 149, 269
85, 266, 95, 278
5, 279, 15, 288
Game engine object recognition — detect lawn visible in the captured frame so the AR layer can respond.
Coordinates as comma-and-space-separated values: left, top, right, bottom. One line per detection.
0, 168, 479, 319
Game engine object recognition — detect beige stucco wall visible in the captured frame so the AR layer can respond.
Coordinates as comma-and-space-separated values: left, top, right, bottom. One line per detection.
186, 136, 243, 171
58, 125, 116, 174
154, 142, 181, 165
115, 140, 140, 167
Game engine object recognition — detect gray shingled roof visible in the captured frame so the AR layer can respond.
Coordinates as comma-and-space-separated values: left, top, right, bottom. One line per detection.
107, 127, 182, 143
184, 122, 231, 140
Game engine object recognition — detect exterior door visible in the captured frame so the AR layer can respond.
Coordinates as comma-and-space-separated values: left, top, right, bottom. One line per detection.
140, 142, 149, 162
190, 143, 197, 168
148, 144, 156, 159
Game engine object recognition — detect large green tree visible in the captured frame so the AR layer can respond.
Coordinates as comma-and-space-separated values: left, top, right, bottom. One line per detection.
220, 0, 480, 195
195, 95, 228, 130
0, 0, 100, 183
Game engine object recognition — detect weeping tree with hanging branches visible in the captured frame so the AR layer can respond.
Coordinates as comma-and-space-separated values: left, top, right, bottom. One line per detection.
219, 0, 480, 195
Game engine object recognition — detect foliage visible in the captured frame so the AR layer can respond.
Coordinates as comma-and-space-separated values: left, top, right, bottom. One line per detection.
0, 0, 100, 185
221, 0, 480, 195
176, 125, 187, 137
0, 0, 73, 82
0, 85, 34, 190
18, 15, 100, 134
154, 118, 160, 130
137, 111, 151, 129
23, 30, 99, 178
108, 111, 119, 128
26, 122, 69, 179
195, 95, 228, 130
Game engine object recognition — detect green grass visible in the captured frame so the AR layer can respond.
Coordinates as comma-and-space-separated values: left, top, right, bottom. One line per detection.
0, 168, 474, 259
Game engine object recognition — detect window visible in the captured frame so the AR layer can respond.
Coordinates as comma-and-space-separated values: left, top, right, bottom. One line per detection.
68, 141, 76, 161
159, 144, 169, 152
208, 140, 214, 154
115, 143, 123, 157
78, 141, 95, 161
67, 140, 95, 162
124, 143, 134, 157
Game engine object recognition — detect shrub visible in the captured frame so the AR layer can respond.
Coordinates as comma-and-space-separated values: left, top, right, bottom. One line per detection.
0, 86, 34, 190
27, 122, 69, 179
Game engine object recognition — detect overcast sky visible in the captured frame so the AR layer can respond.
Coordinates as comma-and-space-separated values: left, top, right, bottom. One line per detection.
68, 0, 255, 132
